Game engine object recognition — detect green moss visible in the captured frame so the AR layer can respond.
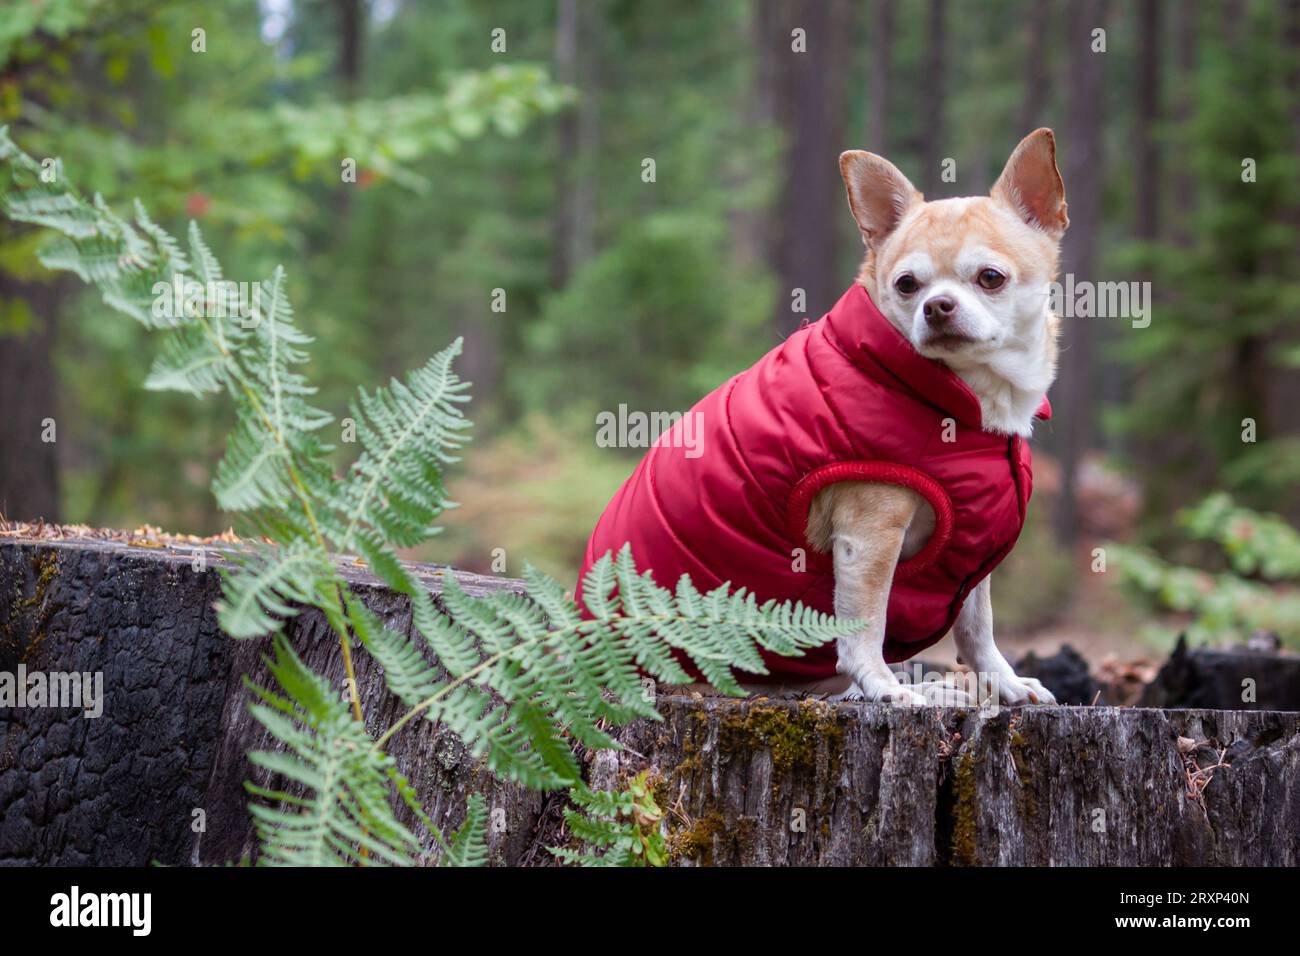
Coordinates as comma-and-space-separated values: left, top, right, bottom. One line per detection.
719, 699, 845, 786
950, 751, 979, 867
667, 810, 764, 866
651, 766, 670, 802
658, 700, 849, 864
1009, 728, 1037, 819
662, 700, 846, 863
672, 809, 725, 865
2, 549, 59, 660
672, 717, 704, 779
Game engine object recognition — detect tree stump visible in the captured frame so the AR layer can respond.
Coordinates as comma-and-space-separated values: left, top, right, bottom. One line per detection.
2, 535, 1298, 866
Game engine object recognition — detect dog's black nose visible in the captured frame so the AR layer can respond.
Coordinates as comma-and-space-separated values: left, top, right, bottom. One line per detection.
923, 295, 957, 326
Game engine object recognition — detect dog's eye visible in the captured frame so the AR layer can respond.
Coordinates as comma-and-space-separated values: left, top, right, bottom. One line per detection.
977, 269, 1006, 290
894, 273, 919, 295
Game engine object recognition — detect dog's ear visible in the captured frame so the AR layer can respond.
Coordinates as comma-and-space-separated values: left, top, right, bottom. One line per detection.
839, 150, 923, 248
991, 128, 1069, 238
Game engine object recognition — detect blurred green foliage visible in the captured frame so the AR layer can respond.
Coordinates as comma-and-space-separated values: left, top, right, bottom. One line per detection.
1110, 494, 1300, 648
435, 414, 632, 582
985, 506, 1077, 635
524, 213, 774, 415
2, 0, 1297, 642
1108, 1, 1300, 517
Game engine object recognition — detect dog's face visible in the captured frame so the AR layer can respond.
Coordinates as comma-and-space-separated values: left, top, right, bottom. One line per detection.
839, 130, 1068, 372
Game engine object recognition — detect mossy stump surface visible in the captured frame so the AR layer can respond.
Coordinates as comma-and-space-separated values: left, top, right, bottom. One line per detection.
2, 535, 1299, 866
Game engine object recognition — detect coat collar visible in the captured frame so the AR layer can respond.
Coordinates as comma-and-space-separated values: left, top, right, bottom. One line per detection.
821, 283, 1050, 433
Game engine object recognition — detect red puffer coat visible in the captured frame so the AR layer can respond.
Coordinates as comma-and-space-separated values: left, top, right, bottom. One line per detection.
576, 282, 1050, 684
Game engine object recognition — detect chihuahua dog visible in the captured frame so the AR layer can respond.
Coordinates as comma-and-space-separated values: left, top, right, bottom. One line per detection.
808, 129, 1068, 705
577, 129, 1068, 707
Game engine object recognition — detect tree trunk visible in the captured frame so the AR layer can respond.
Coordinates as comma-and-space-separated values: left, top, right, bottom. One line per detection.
1170, 0, 1197, 247
867, 0, 893, 151
1053, 0, 1109, 545
549, 0, 602, 288
327, 0, 365, 235
335, 0, 363, 97
1096, 0, 1163, 443
0, 269, 63, 523
766, 0, 854, 337
1263, 0, 1300, 518
3, 534, 1298, 866
1018, 0, 1053, 133
918, 0, 947, 196
1134, 0, 1162, 243
550, 0, 579, 289
731, 0, 777, 270
1120, 0, 1199, 508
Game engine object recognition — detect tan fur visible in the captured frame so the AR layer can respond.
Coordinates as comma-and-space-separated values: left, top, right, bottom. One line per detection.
856, 199, 1065, 413
810, 481, 918, 571
807, 481, 934, 563
859, 198, 1060, 301
990, 128, 1069, 236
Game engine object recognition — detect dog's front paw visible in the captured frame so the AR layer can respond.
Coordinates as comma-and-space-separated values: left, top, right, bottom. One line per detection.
831, 679, 928, 707
992, 673, 1056, 706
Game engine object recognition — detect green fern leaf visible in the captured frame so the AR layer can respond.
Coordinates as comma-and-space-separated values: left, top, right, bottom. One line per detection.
212, 407, 294, 512
345, 529, 482, 678
143, 322, 231, 395
240, 266, 331, 436
244, 636, 422, 867
344, 593, 441, 704
329, 338, 471, 551
552, 775, 666, 867
215, 541, 336, 639
442, 794, 489, 867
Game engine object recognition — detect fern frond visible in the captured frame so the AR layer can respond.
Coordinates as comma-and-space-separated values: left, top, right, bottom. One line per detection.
0, 129, 328, 518
552, 774, 666, 867
380, 550, 859, 794
0, 149, 189, 329
187, 220, 223, 284
344, 529, 481, 678
328, 338, 471, 551
130, 199, 190, 279
428, 684, 573, 791
211, 406, 295, 512
4, 183, 102, 238
36, 233, 135, 283
215, 541, 337, 639
588, 544, 859, 697
244, 636, 423, 867
143, 322, 231, 396
441, 794, 489, 867
344, 593, 441, 704
203, 265, 334, 517
241, 266, 332, 437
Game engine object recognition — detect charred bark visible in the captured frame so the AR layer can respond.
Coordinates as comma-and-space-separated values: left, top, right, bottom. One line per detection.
1, 536, 1297, 866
